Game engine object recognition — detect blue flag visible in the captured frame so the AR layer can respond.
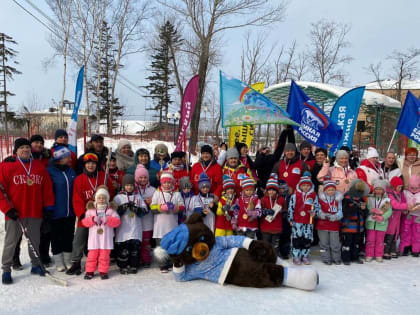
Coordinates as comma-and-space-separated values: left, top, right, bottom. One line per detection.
396, 91, 420, 144
287, 80, 343, 149
220, 71, 298, 127
67, 66, 84, 154
329, 86, 365, 156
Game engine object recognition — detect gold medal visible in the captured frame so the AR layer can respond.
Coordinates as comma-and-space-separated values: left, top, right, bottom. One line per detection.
283, 172, 288, 178
27, 178, 33, 186
344, 179, 349, 184
243, 214, 248, 220
97, 228, 104, 235
129, 212, 135, 218
300, 211, 306, 217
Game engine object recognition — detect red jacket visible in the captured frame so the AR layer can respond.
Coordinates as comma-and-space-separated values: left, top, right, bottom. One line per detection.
278, 159, 305, 192
260, 195, 285, 233
293, 190, 317, 224
316, 193, 341, 232
236, 195, 261, 230
190, 161, 223, 198
215, 195, 237, 230
223, 163, 251, 196
109, 168, 125, 191
0, 157, 54, 219
72, 171, 115, 227
356, 159, 384, 193
163, 166, 188, 191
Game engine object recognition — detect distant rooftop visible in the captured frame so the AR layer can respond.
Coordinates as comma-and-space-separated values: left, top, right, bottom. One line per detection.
364, 79, 420, 90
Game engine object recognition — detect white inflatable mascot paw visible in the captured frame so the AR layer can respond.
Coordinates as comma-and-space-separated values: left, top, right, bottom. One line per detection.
283, 266, 319, 291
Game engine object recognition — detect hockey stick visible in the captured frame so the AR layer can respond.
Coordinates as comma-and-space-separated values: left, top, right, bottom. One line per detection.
0, 182, 67, 286
104, 147, 112, 185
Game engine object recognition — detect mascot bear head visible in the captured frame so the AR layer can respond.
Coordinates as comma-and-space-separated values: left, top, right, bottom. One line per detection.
156, 213, 215, 266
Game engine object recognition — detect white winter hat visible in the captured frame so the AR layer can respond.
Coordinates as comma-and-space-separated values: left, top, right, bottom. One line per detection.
95, 186, 110, 203
366, 147, 379, 159
117, 139, 132, 152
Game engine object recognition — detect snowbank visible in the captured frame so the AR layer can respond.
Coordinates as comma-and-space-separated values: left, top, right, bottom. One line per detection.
0, 212, 419, 314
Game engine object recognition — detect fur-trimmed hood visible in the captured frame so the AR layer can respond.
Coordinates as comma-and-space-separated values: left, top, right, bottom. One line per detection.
318, 190, 344, 203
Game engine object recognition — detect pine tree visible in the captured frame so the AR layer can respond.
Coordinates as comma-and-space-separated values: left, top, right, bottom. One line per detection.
145, 21, 181, 126
0, 33, 21, 140
90, 21, 123, 134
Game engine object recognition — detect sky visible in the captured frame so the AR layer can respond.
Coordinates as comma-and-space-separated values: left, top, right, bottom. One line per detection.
1, 0, 420, 120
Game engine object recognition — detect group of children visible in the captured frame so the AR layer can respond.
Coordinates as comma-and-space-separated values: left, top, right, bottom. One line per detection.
82, 156, 420, 280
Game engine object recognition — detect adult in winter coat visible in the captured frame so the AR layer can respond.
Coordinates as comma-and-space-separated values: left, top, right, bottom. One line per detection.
126, 148, 159, 188
317, 150, 358, 194
255, 126, 294, 188
115, 139, 135, 173
75, 134, 109, 174
66, 153, 115, 276
311, 148, 327, 193
356, 147, 385, 192
0, 138, 55, 285
272, 143, 309, 193
222, 148, 253, 196
381, 151, 402, 181
163, 151, 189, 190
149, 143, 170, 176
329, 146, 359, 170
299, 141, 316, 171
47, 146, 77, 272
398, 147, 420, 188
50, 129, 78, 169
190, 145, 223, 199
30, 134, 50, 168
235, 143, 258, 182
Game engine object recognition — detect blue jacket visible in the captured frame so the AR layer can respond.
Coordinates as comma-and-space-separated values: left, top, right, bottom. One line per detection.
47, 165, 76, 219
173, 236, 252, 284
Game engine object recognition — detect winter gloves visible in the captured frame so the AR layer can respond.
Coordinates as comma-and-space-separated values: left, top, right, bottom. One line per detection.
117, 202, 148, 217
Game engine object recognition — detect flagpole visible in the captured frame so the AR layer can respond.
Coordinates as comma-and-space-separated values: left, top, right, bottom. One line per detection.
387, 129, 397, 153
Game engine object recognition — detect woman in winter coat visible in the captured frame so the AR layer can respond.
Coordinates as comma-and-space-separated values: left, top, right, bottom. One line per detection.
398, 147, 420, 188
381, 152, 402, 181
126, 148, 159, 188
236, 142, 258, 182
47, 146, 77, 272
311, 148, 328, 193
317, 150, 358, 194
115, 139, 135, 173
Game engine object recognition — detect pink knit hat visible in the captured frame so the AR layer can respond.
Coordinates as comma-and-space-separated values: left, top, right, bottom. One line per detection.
135, 164, 149, 182
408, 174, 420, 193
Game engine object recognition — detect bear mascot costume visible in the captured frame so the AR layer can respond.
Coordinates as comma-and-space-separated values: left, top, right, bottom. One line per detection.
155, 213, 318, 291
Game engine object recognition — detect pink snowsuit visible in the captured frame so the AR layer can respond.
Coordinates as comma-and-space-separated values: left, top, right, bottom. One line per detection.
401, 175, 420, 254
82, 207, 121, 273
386, 188, 407, 236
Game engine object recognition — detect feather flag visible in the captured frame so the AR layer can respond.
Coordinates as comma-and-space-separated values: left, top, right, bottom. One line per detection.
67, 66, 84, 154
220, 71, 298, 127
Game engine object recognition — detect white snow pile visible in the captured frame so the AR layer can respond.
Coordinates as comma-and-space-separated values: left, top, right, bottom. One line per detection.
0, 210, 419, 315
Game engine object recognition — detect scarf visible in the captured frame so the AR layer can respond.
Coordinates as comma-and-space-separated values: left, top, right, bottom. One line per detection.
115, 151, 134, 172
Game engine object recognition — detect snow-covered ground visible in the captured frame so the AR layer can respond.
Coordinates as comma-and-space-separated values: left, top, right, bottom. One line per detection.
0, 210, 419, 315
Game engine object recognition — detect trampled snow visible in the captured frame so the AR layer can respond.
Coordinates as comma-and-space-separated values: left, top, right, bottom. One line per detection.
0, 211, 419, 315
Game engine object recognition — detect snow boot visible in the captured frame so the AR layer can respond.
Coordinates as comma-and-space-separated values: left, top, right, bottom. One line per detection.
63, 252, 72, 269
30, 266, 46, 277
84, 272, 94, 280
323, 261, 332, 265
66, 261, 82, 275
334, 260, 342, 265
54, 254, 66, 272
100, 273, 109, 280
292, 258, 301, 265
365, 257, 373, 262
12, 257, 24, 271
283, 266, 319, 291
402, 247, 410, 256
128, 267, 138, 274
383, 254, 391, 260
412, 252, 419, 257
120, 268, 128, 275
2, 272, 12, 285
302, 257, 311, 265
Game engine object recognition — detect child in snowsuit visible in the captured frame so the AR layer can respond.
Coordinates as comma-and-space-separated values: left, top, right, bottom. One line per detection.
215, 175, 239, 237
260, 173, 285, 256
114, 174, 148, 274
316, 177, 343, 265
288, 173, 320, 265
401, 174, 420, 257
235, 175, 262, 239
223, 148, 254, 196
384, 176, 407, 259
179, 176, 195, 221
192, 173, 217, 232
163, 151, 188, 190
341, 179, 369, 265
81, 187, 121, 280
365, 179, 392, 262
135, 164, 156, 268
151, 171, 185, 272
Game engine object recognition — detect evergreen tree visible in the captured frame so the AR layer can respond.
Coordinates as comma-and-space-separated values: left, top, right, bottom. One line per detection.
145, 21, 181, 125
90, 21, 123, 133
0, 33, 21, 139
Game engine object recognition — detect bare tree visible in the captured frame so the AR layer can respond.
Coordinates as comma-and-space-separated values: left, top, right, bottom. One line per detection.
387, 48, 420, 102
157, 0, 288, 151
46, 0, 73, 128
308, 19, 353, 85
108, 0, 150, 134
365, 62, 384, 93
291, 51, 308, 81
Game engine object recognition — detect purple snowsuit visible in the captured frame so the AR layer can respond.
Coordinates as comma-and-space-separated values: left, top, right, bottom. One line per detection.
400, 190, 420, 254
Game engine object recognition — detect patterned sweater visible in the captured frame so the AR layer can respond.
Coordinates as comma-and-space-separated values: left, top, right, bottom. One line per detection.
173, 236, 253, 285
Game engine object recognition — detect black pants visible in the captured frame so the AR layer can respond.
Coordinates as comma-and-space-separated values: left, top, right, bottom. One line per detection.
279, 213, 291, 258
50, 217, 76, 255
261, 232, 281, 256
341, 232, 361, 263
39, 221, 52, 263
116, 239, 141, 269
384, 234, 397, 255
